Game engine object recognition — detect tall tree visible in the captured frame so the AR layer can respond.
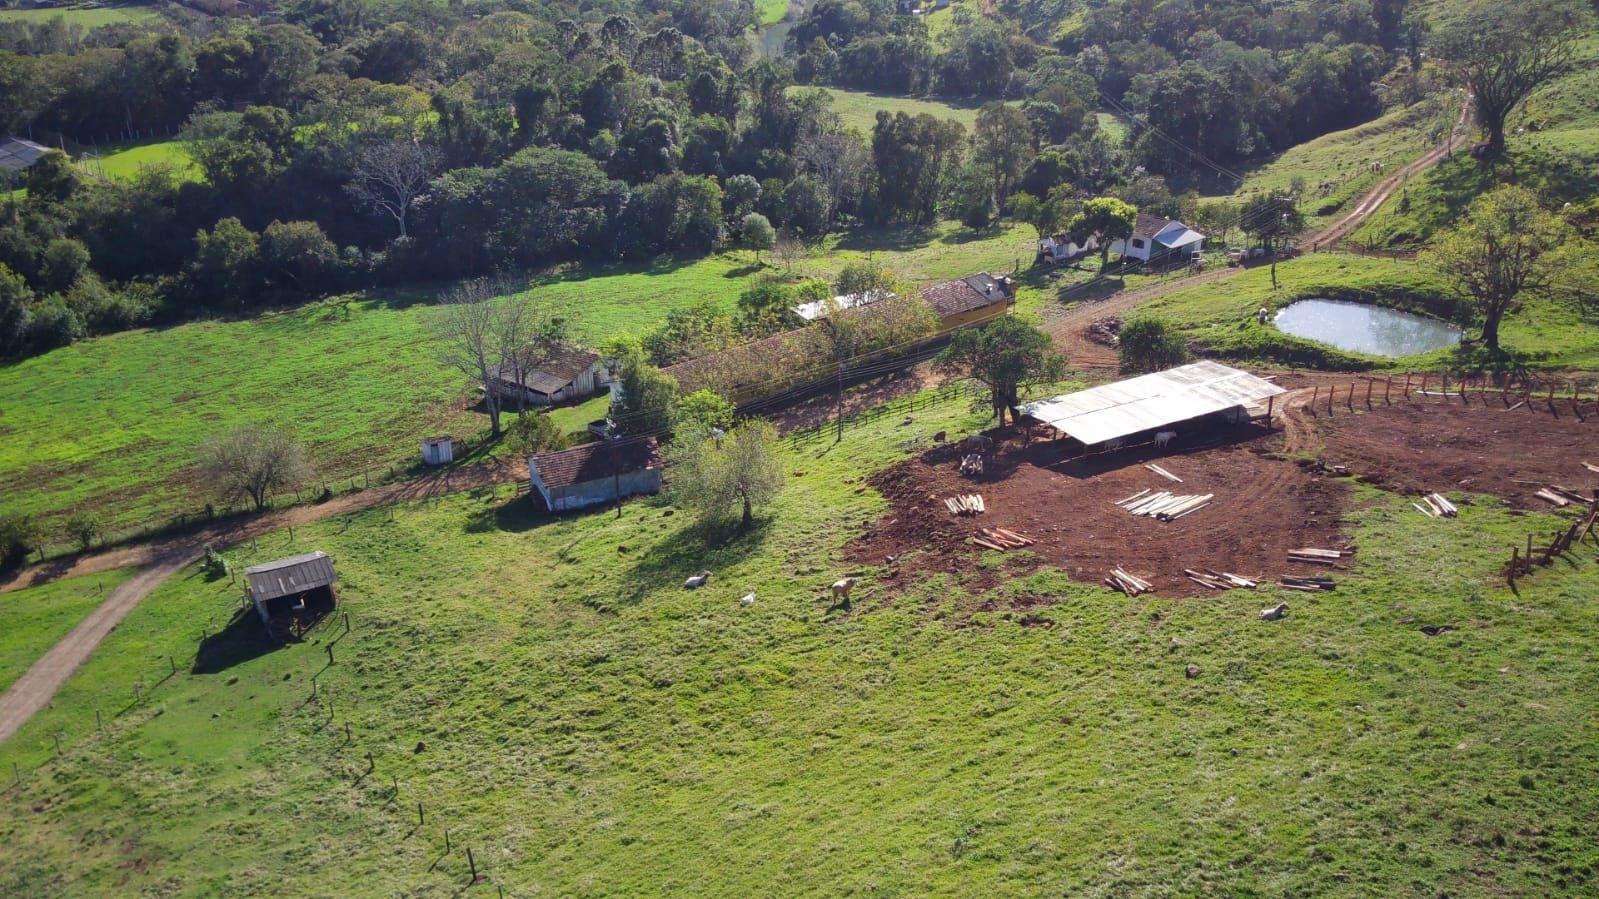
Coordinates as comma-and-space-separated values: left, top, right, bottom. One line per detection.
434, 277, 547, 436
668, 419, 784, 530
199, 424, 312, 512
1069, 197, 1138, 270
346, 138, 441, 240
936, 317, 1065, 427
1432, 0, 1592, 156
1420, 185, 1574, 351
973, 102, 1034, 207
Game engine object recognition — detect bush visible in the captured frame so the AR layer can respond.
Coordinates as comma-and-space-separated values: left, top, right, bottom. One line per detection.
0, 512, 41, 570
1117, 317, 1189, 373
27, 295, 86, 352
505, 412, 571, 457
65, 510, 104, 552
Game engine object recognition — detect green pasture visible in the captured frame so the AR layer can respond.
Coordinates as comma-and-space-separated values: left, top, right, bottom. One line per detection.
0, 2, 158, 28
0, 568, 136, 694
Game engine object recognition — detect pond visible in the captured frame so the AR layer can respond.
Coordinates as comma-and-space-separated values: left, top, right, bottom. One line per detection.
1274, 298, 1462, 358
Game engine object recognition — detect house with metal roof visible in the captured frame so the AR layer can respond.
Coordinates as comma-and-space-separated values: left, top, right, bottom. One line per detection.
1107, 212, 1206, 264
528, 436, 663, 512
1020, 361, 1283, 449
489, 345, 611, 407
243, 551, 338, 630
0, 137, 52, 172
920, 273, 1017, 333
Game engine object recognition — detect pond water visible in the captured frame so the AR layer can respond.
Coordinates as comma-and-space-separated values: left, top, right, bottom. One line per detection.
1274, 298, 1462, 357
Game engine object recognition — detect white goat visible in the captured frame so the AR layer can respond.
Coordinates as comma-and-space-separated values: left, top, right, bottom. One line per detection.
1154, 430, 1176, 449
830, 577, 859, 603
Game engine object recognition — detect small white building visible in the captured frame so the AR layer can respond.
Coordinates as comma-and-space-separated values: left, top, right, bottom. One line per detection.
1037, 233, 1098, 264
792, 290, 891, 321
1107, 213, 1206, 264
528, 436, 663, 512
421, 435, 454, 466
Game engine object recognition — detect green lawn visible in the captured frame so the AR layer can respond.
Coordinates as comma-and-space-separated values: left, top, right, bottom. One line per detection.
0, 223, 1035, 539
5, 383, 1599, 895
0, 568, 135, 694
754, 0, 788, 26
1132, 252, 1599, 370
0, 2, 159, 28
791, 86, 998, 133
75, 140, 199, 183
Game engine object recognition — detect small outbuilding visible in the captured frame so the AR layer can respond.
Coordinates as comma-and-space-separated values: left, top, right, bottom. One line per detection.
1037, 233, 1098, 264
1020, 361, 1284, 452
528, 436, 663, 512
490, 345, 611, 407
1107, 212, 1206, 264
243, 551, 337, 631
421, 435, 454, 465
0, 137, 51, 172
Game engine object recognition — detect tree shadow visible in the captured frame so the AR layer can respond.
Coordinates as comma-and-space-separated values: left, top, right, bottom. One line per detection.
620, 515, 775, 604
833, 225, 939, 253
723, 262, 765, 279
461, 494, 569, 535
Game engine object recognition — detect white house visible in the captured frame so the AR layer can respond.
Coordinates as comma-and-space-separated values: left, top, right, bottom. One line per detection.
1107, 212, 1206, 263
1037, 233, 1098, 264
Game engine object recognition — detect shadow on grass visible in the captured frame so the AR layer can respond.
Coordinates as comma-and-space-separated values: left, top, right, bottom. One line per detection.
620, 514, 775, 604
192, 607, 283, 674
834, 225, 940, 254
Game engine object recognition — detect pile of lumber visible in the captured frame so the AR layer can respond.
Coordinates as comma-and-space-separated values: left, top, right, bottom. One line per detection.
971, 527, 1034, 552
1116, 489, 1214, 521
1145, 463, 1183, 483
1182, 569, 1258, 591
944, 494, 986, 516
959, 454, 984, 475
1584, 462, 1599, 475
1533, 485, 1593, 508
1280, 575, 1335, 592
1287, 546, 1353, 565
1412, 493, 1458, 518
1105, 568, 1154, 596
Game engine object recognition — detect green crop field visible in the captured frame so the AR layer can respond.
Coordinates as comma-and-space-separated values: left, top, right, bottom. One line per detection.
0, 2, 159, 28
1128, 252, 1599, 371
5, 382, 1599, 895
0, 568, 135, 694
0, 222, 1035, 538
791, 86, 997, 134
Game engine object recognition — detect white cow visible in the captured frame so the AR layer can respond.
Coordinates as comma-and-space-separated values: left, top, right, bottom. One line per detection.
1155, 430, 1177, 449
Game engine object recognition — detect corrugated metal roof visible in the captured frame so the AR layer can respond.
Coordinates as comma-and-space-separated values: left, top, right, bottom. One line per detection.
1153, 221, 1204, 249
793, 290, 889, 321
1020, 361, 1284, 445
244, 551, 336, 602
0, 137, 50, 171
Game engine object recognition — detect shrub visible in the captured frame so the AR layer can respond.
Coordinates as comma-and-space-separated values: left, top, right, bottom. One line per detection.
505, 412, 571, 457
0, 512, 41, 570
1118, 317, 1189, 373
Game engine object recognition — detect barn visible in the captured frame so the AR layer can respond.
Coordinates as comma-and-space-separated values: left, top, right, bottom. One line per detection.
528, 436, 663, 512
243, 551, 337, 633
490, 345, 611, 407
1020, 361, 1284, 452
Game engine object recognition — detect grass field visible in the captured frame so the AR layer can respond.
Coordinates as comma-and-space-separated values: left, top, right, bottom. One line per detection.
0, 2, 158, 27
0, 222, 1035, 538
791, 86, 996, 133
754, 0, 788, 26
5, 382, 1599, 894
1131, 252, 1599, 370
0, 568, 135, 694
75, 140, 199, 183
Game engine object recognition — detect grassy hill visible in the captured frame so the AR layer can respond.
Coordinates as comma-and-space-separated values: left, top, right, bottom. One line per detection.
0, 223, 1035, 539
790, 86, 996, 134
5, 385, 1599, 895
0, 568, 135, 694
74, 140, 200, 184
0, 2, 159, 28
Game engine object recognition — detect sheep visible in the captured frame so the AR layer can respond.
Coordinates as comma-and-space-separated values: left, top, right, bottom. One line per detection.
683, 570, 711, 589
739, 590, 756, 606
1256, 306, 1270, 325
1154, 430, 1177, 449
830, 577, 859, 604
1260, 603, 1288, 621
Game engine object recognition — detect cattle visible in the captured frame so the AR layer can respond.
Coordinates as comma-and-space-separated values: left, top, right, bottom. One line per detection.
1257, 306, 1270, 325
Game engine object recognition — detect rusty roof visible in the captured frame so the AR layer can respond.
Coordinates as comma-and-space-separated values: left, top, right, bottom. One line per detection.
244, 551, 336, 602
493, 345, 600, 395
920, 274, 1015, 319
1133, 211, 1174, 239
529, 436, 661, 490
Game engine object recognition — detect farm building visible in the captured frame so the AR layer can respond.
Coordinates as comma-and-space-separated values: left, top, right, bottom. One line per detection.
421, 435, 454, 465
0, 137, 52, 171
1020, 361, 1284, 451
1037, 233, 1098, 264
489, 345, 611, 407
793, 289, 891, 321
921, 273, 1017, 333
528, 436, 663, 512
1106, 212, 1206, 264
243, 551, 337, 631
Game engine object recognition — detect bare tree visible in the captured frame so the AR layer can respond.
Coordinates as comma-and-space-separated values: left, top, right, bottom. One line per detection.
435, 277, 559, 434
796, 130, 869, 228
200, 424, 312, 512
345, 139, 441, 239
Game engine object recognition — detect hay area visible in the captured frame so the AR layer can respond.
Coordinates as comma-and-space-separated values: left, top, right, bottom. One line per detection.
1314, 401, 1599, 509
851, 425, 1349, 598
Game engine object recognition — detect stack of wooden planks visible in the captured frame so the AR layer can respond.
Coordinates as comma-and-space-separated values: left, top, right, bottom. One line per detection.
1182, 569, 1258, 591
1105, 568, 1154, 596
1534, 485, 1593, 508
971, 527, 1034, 551
1412, 493, 1458, 518
1584, 462, 1599, 475
1287, 547, 1353, 565
1116, 489, 1214, 521
944, 494, 986, 516
1145, 463, 1183, 483
1280, 575, 1335, 592
959, 454, 984, 475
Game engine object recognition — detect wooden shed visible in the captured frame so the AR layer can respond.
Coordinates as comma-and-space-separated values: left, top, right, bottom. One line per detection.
243, 551, 337, 633
421, 435, 454, 466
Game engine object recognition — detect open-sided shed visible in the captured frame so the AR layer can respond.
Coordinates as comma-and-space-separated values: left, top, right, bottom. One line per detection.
1020, 361, 1284, 449
243, 551, 337, 629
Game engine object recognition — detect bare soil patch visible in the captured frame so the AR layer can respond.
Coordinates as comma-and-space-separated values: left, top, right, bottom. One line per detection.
1313, 400, 1599, 509
851, 424, 1350, 598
